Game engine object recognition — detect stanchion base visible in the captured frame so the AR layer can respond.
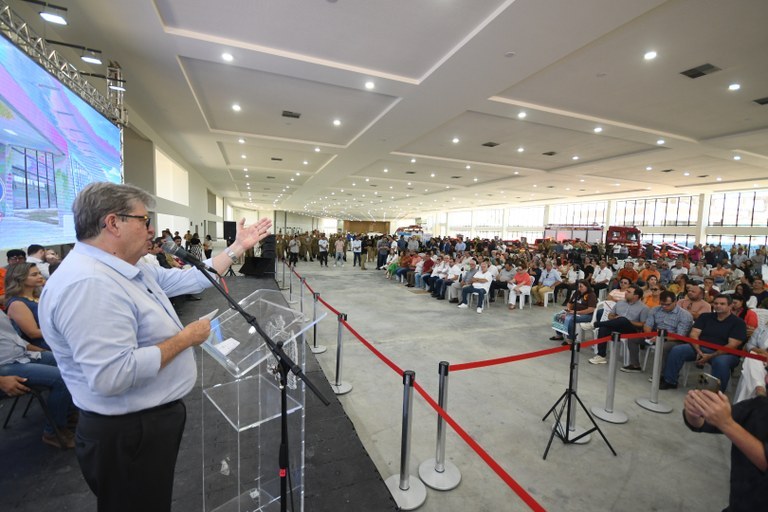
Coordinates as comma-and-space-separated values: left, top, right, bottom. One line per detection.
555, 421, 591, 444
418, 459, 461, 491
310, 345, 327, 354
384, 475, 427, 510
287, 299, 298, 305
591, 407, 629, 424
331, 381, 353, 395
635, 397, 673, 414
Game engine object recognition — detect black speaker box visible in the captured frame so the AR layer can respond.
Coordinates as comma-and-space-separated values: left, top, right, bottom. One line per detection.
261, 234, 276, 258
239, 256, 275, 276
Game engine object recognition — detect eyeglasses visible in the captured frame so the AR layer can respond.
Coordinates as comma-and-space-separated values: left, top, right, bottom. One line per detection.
116, 213, 151, 228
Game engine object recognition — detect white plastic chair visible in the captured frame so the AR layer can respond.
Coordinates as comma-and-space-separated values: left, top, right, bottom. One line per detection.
543, 290, 555, 308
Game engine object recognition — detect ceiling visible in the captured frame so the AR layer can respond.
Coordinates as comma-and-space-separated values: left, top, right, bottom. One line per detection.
11, 0, 768, 223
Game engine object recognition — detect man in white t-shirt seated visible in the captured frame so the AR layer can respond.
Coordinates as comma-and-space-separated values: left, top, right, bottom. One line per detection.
457, 261, 493, 313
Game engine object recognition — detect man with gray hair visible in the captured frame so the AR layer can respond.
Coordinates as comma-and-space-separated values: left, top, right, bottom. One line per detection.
39, 182, 272, 512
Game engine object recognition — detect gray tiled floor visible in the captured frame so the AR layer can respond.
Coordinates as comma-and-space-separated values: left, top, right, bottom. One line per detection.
281, 257, 734, 512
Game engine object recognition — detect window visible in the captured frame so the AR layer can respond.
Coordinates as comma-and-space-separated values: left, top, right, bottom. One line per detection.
709, 190, 768, 227
613, 196, 698, 226
506, 206, 545, 227
548, 201, 607, 225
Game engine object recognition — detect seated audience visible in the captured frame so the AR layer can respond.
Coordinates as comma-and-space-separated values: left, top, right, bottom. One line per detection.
661, 294, 747, 391
589, 286, 648, 364
677, 284, 713, 321
5, 263, 49, 350
531, 262, 561, 306
731, 294, 758, 340
734, 283, 756, 309
457, 261, 493, 313
622, 291, 694, 373
0, 310, 76, 448
507, 265, 533, 311
489, 260, 514, 303
551, 280, 597, 344
25, 244, 51, 278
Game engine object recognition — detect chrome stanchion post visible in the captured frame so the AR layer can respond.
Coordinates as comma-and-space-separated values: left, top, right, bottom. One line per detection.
299, 277, 306, 314
310, 292, 327, 354
385, 371, 427, 510
279, 259, 288, 290
287, 268, 297, 304
330, 313, 352, 395
636, 329, 673, 413
419, 361, 461, 490
592, 332, 629, 424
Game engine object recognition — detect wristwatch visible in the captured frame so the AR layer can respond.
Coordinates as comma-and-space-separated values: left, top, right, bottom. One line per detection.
226, 249, 238, 263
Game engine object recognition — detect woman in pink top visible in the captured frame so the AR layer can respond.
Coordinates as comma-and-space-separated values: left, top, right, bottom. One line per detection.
507, 267, 532, 310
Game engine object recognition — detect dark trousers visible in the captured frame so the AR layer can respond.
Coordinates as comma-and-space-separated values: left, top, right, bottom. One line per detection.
595, 317, 640, 357
377, 253, 388, 269
318, 251, 328, 266
488, 280, 507, 302
76, 400, 186, 512
353, 252, 362, 266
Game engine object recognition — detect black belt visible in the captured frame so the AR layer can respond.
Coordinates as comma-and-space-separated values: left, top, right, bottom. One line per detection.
81, 399, 182, 419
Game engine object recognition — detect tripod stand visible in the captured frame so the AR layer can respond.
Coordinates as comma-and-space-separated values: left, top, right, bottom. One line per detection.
542, 339, 617, 460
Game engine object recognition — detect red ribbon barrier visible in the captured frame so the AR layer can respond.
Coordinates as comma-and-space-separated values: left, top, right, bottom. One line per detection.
317, 296, 341, 316
667, 332, 768, 363
413, 381, 546, 512
451, 336, 613, 372
341, 320, 404, 377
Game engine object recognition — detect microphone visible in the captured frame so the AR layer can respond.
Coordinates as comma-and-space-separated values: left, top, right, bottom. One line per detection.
161, 239, 219, 275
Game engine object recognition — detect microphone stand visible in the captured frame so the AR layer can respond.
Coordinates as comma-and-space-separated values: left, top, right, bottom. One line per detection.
193, 262, 330, 512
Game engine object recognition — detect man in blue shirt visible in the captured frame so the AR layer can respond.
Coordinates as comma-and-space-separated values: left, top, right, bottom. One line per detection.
39, 182, 272, 512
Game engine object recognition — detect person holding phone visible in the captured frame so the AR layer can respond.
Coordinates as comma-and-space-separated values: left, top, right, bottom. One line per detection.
683, 389, 768, 511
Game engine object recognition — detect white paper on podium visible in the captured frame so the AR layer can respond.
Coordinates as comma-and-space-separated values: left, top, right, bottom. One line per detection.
215, 337, 240, 356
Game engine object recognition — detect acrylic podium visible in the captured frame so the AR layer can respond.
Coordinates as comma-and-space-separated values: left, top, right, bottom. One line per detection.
200, 289, 324, 512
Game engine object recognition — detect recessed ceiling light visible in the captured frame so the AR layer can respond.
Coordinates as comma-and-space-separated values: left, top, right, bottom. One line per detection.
465, 165, 471, 170
473, 177, 478, 182
683, 172, 690, 176
222, 53, 234, 62
365, 81, 375, 90
383, 168, 389, 173
430, 173, 435, 177
646, 166, 653, 171
728, 83, 741, 91
579, 179, 585, 182
232, 104, 241, 112
295, 172, 301, 176
517, 111, 527, 119
241, 154, 246, 159
656, 139, 665, 145
365, 178, 370, 182
593, 126, 603, 133
533, 184, 537, 188
424, 189, 428, 192
352, 183, 356, 186
243, 167, 248, 171
716, 177, 722, 181
614, 183, 620, 186
410, 158, 416, 163
407, 182, 412, 186
333, 119, 341, 127
452, 137, 460, 144
572, 155, 579, 160
237, 138, 245, 144
565, 187, 570, 191
517, 147, 524, 153
733, 155, 742, 161
245, 174, 249, 178
315, 147, 321, 152
644, 51, 657, 60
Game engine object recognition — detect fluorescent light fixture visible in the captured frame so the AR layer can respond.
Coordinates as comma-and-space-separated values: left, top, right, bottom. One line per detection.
222, 53, 234, 62
31, 0, 69, 25
728, 83, 741, 91
593, 126, 603, 133
644, 51, 657, 60
517, 111, 527, 119
365, 81, 375, 90
81, 50, 102, 65
232, 104, 242, 112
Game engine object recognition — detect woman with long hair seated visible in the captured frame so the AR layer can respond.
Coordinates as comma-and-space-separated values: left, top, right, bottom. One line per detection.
4, 263, 48, 351
550, 280, 597, 345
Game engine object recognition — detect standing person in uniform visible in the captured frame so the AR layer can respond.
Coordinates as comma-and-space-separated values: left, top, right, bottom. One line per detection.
39, 182, 272, 512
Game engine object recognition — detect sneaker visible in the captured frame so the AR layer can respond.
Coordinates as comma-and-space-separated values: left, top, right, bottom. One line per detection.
659, 379, 678, 390
588, 355, 608, 365
457, 303, 468, 309
620, 365, 642, 373
42, 429, 75, 449
477, 307, 483, 314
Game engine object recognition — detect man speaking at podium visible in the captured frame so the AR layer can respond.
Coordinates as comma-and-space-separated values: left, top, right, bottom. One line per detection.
39, 182, 272, 512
